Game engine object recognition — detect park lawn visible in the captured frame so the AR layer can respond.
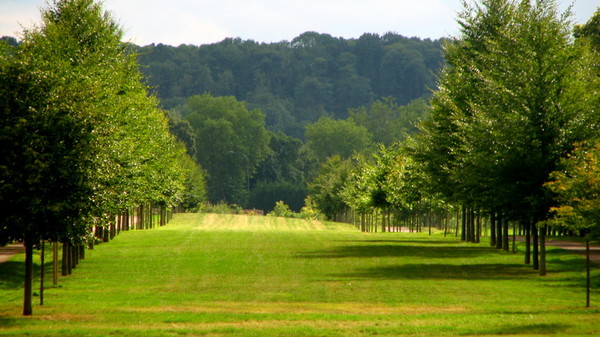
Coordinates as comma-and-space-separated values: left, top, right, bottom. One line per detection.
0, 213, 598, 336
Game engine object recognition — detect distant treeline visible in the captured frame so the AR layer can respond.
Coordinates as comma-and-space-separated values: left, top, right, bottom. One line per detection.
135, 32, 445, 138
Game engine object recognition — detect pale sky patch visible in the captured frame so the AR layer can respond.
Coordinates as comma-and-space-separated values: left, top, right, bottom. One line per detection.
0, 0, 596, 46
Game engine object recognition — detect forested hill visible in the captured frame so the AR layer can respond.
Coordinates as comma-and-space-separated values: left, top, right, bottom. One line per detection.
135, 32, 445, 138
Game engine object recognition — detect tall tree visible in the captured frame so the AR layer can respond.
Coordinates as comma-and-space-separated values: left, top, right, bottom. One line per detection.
185, 94, 270, 205
305, 116, 373, 163
0, 0, 189, 315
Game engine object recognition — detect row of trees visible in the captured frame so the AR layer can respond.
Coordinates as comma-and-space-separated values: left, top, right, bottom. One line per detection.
307, 1, 599, 275
0, 0, 206, 315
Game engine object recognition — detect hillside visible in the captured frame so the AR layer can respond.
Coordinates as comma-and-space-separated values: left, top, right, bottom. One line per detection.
135, 32, 445, 137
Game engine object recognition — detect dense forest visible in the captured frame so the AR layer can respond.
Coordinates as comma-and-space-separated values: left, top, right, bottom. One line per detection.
135, 32, 445, 139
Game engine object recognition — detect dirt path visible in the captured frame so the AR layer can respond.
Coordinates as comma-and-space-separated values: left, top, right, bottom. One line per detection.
544, 239, 600, 265
0, 243, 24, 264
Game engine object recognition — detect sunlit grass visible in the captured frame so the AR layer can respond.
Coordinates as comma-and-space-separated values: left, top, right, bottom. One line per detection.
0, 213, 598, 336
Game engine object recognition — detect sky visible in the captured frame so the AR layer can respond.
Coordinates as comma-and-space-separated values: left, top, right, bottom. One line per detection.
1, 0, 597, 46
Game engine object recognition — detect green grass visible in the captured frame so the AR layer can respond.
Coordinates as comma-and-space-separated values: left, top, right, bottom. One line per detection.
0, 213, 598, 336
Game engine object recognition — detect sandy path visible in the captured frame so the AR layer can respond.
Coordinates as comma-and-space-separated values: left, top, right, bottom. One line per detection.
0, 244, 24, 264
544, 240, 600, 265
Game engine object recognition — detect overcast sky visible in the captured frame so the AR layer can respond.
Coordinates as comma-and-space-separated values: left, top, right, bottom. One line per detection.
1, 0, 597, 46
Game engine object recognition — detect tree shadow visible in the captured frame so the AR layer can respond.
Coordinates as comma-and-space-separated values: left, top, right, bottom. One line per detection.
340, 239, 465, 245
462, 323, 572, 335
297, 243, 493, 259
328, 262, 534, 280
0, 261, 24, 290
0, 316, 21, 328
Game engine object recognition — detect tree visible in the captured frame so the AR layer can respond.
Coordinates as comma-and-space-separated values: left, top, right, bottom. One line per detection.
185, 94, 270, 205
305, 116, 373, 162
349, 98, 430, 146
308, 155, 354, 220
416, 0, 599, 269
0, 0, 189, 315
546, 141, 600, 239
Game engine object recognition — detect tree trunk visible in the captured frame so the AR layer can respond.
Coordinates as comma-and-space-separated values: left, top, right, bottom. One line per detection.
67, 243, 73, 275
490, 212, 496, 247
475, 210, 481, 243
53, 242, 58, 286
455, 208, 460, 237
533, 224, 539, 270
539, 224, 546, 276
444, 209, 449, 237
23, 240, 33, 316
496, 213, 503, 250
524, 217, 531, 264
61, 241, 68, 276
461, 205, 466, 241
502, 217, 509, 252
587, 240, 591, 307
428, 208, 432, 235
40, 241, 44, 306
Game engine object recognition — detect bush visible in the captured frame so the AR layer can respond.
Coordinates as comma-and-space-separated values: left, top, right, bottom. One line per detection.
268, 201, 294, 217
199, 202, 243, 214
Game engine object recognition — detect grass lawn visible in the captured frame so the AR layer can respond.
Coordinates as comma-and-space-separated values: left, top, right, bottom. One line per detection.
0, 213, 598, 336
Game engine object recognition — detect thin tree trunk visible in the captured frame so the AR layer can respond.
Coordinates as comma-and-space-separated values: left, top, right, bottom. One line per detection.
428, 208, 432, 235
475, 210, 481, 243
444, 208, 449, 237
502, 218, 509, 252
490, 211, 496, 247
53, 242, 58, 286
587, 240, 591, 307
512, 221, 517, 254
67, 243, 72, 275
40, 241, 44, 306
525, 217, 531, 265
539, 224, 546, 276
533, 224, 539, 270
496, 213, 503, 250
461, 205, 466, 241
455, 208, 460, 237
23, 240, 33, 316
61, 241, 68, 276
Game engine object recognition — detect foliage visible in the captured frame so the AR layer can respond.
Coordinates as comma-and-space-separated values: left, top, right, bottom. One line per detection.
308, 156, 354, 220
415, 0, 599, 223
349, 98, 430, 146
267, 201, 295, 217
136, 32, 444, 132
0, 0, 195, 314
184, 93, 271, 205
249, 181, 308, 213
546, 141, 600, 238
199, 202, 244, 214
177, 148, 207, 211
305, 116, 373, 163
252, 132, 307, 185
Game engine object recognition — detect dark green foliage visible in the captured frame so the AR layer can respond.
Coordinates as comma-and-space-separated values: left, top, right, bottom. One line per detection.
416, 0, 599, 224
184, 93, 270, 205
252, 132, 307, 185
349, 97, 430, 146
308, 156, 354, 220
0, 0, 202, 314
305, 117, 373, 163
135, 32, 444, 135
249, 181, 308, 213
